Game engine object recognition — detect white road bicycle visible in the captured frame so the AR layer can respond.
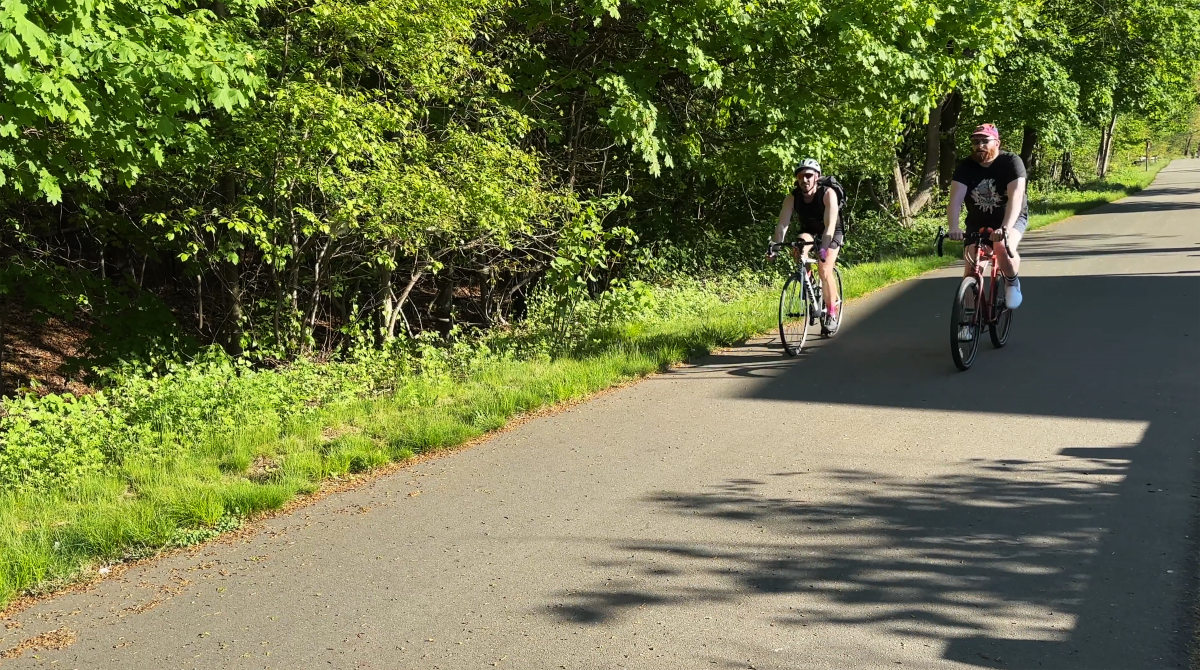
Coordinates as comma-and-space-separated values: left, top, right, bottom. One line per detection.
768, 241, 844, 356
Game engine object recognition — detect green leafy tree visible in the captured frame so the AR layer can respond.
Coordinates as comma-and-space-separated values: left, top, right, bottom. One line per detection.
0, 0, 263, 202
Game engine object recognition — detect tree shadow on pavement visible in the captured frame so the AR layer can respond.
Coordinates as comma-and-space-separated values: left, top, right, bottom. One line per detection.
1081, 200, 1200, 214
552, 271, 1199, 669
1019, 245, 1199, 260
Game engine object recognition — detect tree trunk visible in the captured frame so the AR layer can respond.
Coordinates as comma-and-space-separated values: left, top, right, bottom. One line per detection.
1060, 150, 1083, 189
304, 239, 334, 352
378, 261, 394, 344
432, 270, 455, 339
938, 90, 963, 191
220, 174, 243, 356
0, 285, 5, 397
908, 100, 943, 214
1184, 133, 1193, 157
222, 259, 243, 356
892, 155, 914, 227
1145, 138, 1151, 171
197, 275, 204, 333
1099, 112, 1118, 178
1019, 126, 1037, 169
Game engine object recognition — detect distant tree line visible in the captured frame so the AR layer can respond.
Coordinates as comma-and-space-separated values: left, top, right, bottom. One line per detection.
1, 0, 1197, 366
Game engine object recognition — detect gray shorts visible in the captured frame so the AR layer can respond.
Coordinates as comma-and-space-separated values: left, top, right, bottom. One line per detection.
800, 224, 845, 249
968, 217, 1027, 236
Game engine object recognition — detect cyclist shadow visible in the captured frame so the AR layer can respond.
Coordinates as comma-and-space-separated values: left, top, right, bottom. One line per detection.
555, 272, 1198, 668
740, 272, 1200, 667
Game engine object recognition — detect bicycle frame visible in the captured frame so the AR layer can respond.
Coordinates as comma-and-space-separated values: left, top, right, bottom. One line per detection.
769, 242, 828, 314
935, 227, 1010, 326
962, 230, 1007, 327
935, 226, 1014, 370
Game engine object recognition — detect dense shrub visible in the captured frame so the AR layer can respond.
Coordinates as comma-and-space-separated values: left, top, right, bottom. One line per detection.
0, 349, 374, 489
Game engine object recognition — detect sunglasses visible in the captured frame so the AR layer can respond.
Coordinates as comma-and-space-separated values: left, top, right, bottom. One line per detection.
971, 137, 995, 146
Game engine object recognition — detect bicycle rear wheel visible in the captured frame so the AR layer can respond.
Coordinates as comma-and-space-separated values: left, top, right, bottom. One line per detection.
951, 276, 981, 371
778, 273, 810, 356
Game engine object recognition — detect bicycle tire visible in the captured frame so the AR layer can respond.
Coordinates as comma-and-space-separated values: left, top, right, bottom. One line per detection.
951, 276, 981, 371
989, 285, 1013, 348
778, 273, 810, 356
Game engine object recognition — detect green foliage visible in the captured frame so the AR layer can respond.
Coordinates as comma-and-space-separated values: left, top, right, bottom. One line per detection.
840, 213, 942, 265
983, 0, 1200, 149
0, 346, 375, 490
0, 392, 115, 489
532, 195, 648, 349
0, 0, 263, 202
169, 513, 244, 547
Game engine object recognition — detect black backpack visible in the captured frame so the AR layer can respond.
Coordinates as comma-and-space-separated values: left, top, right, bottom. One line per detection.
819, 175, 847, 210
816, 175, 849, 228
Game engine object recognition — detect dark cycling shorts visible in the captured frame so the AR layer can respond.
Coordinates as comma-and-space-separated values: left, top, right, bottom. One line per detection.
799, 222, 845, 249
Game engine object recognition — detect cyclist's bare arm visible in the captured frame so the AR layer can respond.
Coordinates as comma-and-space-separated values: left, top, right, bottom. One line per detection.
947, 181, 968, 240
772, 193, 795, 244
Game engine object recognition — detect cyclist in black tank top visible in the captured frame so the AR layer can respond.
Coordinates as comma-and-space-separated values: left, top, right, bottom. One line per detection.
768, 158, 843, 333
789, 184, 845, 246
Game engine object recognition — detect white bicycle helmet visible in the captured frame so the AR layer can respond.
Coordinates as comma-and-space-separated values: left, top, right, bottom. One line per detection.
793, 158, 822, 175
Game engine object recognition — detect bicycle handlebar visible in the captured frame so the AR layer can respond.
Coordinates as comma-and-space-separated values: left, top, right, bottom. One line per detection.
934, 227, 1014, 259
767, 241, 803, 251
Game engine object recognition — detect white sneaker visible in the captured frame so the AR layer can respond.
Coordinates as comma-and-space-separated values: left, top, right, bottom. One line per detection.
958, 325, 975, 342
1005, 277, 1023, 309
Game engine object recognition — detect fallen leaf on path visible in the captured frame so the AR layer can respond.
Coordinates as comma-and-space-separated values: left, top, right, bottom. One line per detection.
0, 627, 77, 659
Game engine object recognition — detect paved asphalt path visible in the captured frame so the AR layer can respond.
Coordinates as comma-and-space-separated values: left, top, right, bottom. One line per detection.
3, 162, 1199, 670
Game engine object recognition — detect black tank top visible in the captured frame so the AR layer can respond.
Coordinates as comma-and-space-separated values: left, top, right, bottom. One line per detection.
791, 185, 828, 230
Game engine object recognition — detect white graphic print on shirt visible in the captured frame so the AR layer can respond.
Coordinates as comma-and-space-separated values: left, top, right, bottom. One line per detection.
971, 178, 1003, 213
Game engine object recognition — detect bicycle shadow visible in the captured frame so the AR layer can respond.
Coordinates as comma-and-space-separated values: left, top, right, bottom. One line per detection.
552, 272, 1199, 668
745, 272, 1198, 667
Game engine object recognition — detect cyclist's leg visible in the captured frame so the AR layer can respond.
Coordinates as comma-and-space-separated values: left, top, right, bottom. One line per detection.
963, 223, 982, 278
994, 223, 1024, 307
819, 246, 840, 312
995, 226, 1023, 278
797, 232, 815, 261
963, 245, 978, 278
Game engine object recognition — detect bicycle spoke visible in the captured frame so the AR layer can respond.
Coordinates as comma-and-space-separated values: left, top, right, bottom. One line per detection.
951, 276, 981, 370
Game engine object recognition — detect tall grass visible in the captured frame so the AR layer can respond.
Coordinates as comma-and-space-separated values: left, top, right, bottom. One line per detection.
0, 160, 1172, 610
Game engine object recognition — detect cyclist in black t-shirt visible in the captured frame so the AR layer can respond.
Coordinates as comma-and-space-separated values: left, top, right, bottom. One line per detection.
769, 158, 844, 333
948, 123, 1027, 318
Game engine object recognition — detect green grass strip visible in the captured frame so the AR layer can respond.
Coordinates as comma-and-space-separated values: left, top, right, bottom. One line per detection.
0, 160, 1173, 610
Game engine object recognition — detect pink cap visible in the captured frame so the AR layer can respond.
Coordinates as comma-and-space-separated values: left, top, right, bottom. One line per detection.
970, 123, 1000, 141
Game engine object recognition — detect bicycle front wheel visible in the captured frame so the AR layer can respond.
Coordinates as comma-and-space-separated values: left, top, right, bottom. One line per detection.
951, 276, 981, 371
989, 277, 1013, 348
778, 273, 810, 356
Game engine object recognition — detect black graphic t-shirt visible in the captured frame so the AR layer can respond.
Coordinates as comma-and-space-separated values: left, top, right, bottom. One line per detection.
952, 151, 1028, 230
